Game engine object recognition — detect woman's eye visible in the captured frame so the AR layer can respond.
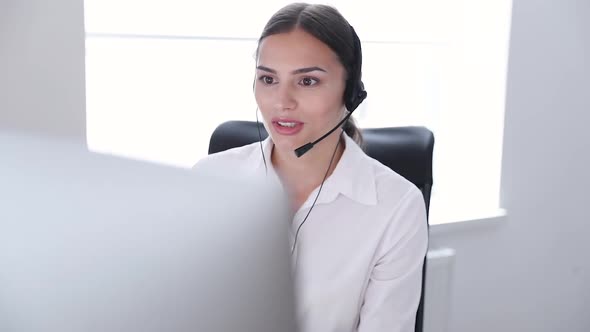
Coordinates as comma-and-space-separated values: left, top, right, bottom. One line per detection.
299, 77, 319, 86
259, 76, 275, 85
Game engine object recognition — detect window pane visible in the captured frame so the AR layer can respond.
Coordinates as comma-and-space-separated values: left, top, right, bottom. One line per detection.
86, 37, 258, 166
358, 42, 442, 129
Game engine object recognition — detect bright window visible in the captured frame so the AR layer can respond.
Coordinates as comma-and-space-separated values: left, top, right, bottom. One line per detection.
84, 0, 513, 224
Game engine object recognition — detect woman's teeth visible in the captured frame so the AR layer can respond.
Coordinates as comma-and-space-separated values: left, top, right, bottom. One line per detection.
278, 121, 297, 127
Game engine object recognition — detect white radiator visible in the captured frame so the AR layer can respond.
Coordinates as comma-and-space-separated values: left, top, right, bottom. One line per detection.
423, 248, 456, 332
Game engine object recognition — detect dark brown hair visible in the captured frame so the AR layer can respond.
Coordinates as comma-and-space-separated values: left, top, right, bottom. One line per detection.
257, 3, 365, 145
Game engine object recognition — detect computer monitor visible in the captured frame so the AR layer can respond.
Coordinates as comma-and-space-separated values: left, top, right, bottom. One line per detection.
0, 132, 297, 332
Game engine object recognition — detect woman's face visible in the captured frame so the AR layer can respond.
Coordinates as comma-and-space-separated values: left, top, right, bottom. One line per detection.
254, 28, 347, 154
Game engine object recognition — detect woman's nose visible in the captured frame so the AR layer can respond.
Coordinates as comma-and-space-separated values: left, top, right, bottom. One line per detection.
275, 84, 297, 111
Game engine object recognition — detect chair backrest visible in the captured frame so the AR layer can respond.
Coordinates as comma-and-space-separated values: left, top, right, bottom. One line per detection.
208, 120, 434, 332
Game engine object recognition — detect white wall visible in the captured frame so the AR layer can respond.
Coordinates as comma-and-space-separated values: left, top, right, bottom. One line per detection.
430, 0, 590, 331
0, 0, 86, 140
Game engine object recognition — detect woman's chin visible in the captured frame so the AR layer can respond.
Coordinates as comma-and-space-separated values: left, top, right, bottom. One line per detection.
271, 136, 305, 155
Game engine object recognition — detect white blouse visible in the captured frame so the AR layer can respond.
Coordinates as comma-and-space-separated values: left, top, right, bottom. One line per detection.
195, 134, 428, 332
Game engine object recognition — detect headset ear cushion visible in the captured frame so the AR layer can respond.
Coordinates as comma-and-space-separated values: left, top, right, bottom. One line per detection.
346, 82, 367, 112
357, 89, 367, 104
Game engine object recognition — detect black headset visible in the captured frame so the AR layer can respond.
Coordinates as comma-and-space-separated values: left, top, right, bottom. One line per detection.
343, 25, 368, 114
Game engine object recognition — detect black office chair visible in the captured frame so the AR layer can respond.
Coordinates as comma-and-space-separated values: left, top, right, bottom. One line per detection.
208, 120, 434, 332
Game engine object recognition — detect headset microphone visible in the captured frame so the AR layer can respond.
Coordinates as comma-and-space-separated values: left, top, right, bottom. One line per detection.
294, 104, 361, 158
294, 90, 366, 158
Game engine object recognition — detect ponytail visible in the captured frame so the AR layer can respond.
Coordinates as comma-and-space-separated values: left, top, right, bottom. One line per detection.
343, 116, 364, 148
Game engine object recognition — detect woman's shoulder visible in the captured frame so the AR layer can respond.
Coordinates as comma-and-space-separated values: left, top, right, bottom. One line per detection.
362, 153, 424, 208
192, 142, 260, 172
361, 153, 427, 244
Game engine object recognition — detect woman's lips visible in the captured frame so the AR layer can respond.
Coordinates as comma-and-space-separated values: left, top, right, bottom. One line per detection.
271, 119, 304, 136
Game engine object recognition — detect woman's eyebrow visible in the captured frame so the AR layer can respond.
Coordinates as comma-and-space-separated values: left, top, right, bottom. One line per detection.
292, 66, 327, 74
256, 65, 328, 74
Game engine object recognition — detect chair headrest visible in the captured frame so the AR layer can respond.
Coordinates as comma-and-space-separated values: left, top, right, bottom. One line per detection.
362, 127, 433, 188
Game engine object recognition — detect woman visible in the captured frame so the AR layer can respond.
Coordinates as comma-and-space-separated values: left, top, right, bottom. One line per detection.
197, 3, 427, 332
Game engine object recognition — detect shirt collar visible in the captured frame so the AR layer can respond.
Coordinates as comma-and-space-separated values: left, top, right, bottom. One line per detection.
316, 134, 377, 206
248, 134, 378, 207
